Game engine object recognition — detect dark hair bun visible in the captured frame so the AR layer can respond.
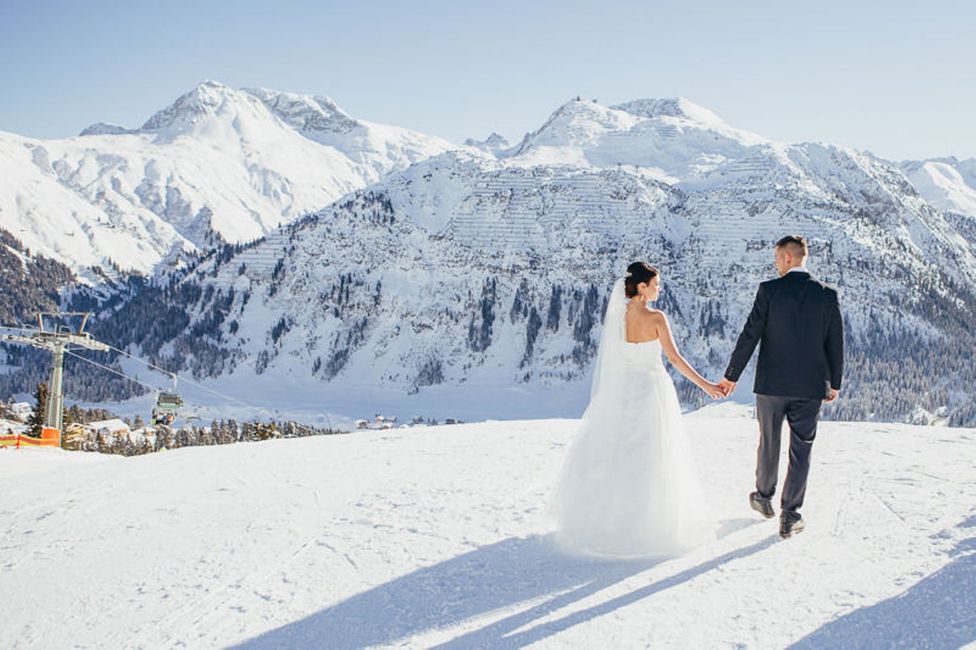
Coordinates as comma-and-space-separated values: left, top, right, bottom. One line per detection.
624, 261, 659, 298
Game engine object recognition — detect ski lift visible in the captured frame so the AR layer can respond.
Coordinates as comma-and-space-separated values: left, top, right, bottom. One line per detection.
151, 375, 183, 426
151, 391, 183, 426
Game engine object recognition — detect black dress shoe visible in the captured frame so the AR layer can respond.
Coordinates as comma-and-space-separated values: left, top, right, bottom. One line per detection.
749, 491, 775, 518
780, 511, 805, 538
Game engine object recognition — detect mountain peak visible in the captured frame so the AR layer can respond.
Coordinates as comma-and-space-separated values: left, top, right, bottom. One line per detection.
551, 96, 614, 118
79, 122, 132, 137
512, 97, 637, 154
242, 87, 360, 136
464, 132, 510, 153
611, 97, 724, 125
508, 95, 767, 172
139, 80, 245, 132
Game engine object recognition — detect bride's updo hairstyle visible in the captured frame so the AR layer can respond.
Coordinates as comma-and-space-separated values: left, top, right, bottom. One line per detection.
624, 261, 659, 298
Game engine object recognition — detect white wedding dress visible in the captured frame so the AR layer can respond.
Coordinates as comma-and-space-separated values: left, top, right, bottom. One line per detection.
552, 279, 715, 558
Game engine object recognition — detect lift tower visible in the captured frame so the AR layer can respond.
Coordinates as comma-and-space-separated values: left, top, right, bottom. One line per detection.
3, 312, 109, 444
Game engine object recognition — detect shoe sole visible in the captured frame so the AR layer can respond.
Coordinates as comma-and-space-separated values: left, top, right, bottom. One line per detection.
779, 522, 805, 539
750, 499, 775, 519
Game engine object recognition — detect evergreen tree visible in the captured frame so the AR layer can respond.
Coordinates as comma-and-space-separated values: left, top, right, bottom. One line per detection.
26, 382, 48, 437
64, 404, 82, 426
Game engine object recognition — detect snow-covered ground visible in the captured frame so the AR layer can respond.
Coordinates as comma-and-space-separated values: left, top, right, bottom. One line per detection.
1, 403, 973, 648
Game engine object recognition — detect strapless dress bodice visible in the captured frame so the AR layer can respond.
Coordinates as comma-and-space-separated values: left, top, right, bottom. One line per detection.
624, 339, 666, 370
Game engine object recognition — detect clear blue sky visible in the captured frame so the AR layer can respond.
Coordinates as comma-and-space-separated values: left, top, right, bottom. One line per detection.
1, 0, 973, 160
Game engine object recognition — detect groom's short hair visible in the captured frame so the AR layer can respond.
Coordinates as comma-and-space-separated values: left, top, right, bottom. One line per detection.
775, 234, 808, 258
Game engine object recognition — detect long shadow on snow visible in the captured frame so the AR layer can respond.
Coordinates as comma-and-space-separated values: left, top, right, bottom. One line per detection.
789, 514, 976, 649
235, 520, 773, 649
433, 533, 779, 648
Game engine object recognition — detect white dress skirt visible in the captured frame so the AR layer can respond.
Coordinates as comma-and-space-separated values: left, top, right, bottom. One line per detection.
552, 339, 716, 558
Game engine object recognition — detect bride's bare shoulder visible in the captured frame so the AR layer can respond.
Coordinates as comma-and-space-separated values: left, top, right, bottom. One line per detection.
646, 309, 674, 333
629, 306, 658, 322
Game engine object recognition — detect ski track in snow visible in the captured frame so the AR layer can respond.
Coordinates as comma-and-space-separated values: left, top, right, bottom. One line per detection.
0, 404, 974, 648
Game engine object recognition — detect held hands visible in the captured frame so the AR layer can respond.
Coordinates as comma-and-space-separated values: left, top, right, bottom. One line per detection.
702, 381, 839, 402
701, 382, 725, 400
718, 378, 736, 398
700, 377, 735, 400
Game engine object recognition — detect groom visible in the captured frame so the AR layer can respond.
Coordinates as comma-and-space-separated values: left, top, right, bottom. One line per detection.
718, 235, 844, 539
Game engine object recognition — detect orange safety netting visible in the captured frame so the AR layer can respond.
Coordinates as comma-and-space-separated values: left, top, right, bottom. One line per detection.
0, 428, 60, 448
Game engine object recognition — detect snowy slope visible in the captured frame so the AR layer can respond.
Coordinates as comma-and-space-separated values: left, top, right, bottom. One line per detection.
0, 404, 973, 648
123, 97, 976, 426
900, 156, 976, 218
0, 81, 454, 278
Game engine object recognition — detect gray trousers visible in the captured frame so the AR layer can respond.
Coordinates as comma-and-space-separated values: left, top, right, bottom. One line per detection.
755, 394, 822, 513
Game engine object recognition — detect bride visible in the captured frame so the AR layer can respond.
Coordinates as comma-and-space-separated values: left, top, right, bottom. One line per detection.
552, 262, 722, 558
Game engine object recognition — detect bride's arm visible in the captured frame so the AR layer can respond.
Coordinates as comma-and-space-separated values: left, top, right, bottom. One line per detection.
653, 312, 723, 398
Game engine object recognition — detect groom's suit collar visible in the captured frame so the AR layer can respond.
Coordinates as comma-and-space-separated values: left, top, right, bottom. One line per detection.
785, 267, 810, 278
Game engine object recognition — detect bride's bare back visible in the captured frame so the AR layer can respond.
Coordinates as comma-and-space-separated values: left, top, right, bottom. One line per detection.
625, 304, 659, 343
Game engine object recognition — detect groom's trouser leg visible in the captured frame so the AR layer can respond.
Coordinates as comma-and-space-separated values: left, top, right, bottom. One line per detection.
781, 398, 821, 513
755, 394, 788, 500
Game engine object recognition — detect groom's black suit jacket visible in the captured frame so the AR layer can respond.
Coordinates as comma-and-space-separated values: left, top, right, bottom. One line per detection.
725, 271, 844, 399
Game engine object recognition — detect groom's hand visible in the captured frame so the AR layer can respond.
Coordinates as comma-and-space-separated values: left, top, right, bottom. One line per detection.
718, 378, 736, 397
825, 388, 839, 403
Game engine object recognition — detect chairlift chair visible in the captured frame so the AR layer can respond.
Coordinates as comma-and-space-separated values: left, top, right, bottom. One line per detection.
151, 390, 184, 426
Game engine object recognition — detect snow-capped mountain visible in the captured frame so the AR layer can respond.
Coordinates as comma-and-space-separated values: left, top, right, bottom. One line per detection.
505, 97, 767, 179
0, 80, 455, 279
72, 97, 976, 426
899, 157, 976, 217
899, 155, 976, 246
464, 132, 510, 155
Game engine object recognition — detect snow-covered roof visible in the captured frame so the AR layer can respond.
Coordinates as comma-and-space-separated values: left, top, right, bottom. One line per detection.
88, 419, 130, 433
1, 418, 26, 432
128, 427, 157, 442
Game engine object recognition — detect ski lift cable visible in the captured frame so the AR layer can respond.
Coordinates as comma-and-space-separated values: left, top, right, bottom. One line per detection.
64, 349, 258, 416
74, 345, 257, 409
16, 327, 332, 429
101, 344, 178, 382
100, 344, 256, 410
7, 322, 265, 412
62, 348, 161, 392
7, 320, 324, 425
